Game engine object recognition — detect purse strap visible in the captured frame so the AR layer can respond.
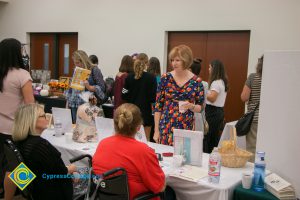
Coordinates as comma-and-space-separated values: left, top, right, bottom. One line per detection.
252, 102, 260, 112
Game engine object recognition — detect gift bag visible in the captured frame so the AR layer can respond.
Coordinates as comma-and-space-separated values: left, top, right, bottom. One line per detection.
73, 95, 103, 143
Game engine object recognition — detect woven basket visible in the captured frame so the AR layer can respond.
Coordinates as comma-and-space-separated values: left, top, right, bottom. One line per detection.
219, 127, 253, 168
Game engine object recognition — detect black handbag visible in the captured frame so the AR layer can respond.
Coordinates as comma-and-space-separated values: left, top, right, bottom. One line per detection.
235, 103, 259, 136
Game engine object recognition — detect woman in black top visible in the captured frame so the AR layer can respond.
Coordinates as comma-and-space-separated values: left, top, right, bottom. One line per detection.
122, 54, 157, 141
12, 104, 76, 200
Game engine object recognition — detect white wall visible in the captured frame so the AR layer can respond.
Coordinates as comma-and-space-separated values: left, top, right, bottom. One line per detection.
257, 51, 300, 198
0, 0, 300, 77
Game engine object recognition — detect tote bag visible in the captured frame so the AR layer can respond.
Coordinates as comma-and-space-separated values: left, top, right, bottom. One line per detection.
235, 103, 259, 136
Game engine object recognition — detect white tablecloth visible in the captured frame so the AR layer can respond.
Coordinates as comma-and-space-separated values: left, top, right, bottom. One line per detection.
42, 129, 253, 200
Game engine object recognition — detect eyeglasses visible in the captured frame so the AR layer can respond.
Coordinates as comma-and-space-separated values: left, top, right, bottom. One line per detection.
38, 114, 46, 119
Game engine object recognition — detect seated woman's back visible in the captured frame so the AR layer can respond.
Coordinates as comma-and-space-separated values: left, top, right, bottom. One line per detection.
92, 103, 165, 200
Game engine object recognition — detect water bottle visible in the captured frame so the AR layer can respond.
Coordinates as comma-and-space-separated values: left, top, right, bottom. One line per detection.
252, 151, 266, 192
208, 147, 221, 183
54, 118, 63, 136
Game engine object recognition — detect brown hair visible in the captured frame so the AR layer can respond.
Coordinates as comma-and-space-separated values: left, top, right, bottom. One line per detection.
209, 59, 229, 92
169, 45, 193, 69
256, 55, 263, 76
114, 103, 143, 136
137, 53, 149, 65
147, 57, 161, 76
119, 55, 134, 73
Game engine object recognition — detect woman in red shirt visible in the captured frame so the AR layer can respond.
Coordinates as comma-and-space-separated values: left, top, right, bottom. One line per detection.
93, 103, 165, 199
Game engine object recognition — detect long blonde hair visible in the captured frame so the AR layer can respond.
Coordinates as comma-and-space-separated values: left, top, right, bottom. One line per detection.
12, 104, 44, 142
114, 103, 143, 136
72, 50, 94, 70
133, 60, 147, 79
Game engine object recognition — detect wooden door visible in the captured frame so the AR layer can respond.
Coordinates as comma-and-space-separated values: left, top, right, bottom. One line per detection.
168, 31, 250, 122
30, 33, 78, 79
30, 34, 55, 74
58, 34, 78, 77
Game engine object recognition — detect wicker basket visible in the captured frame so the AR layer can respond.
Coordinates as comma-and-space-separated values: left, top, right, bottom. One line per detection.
219, 127, 253, 168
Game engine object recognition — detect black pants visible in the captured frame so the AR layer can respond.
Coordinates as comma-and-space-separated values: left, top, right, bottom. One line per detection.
204, 105, 224, 153
0, 133, 12, 188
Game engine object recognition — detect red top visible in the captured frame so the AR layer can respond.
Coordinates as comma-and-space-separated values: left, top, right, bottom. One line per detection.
93, 135, 165, 200
113, 73, 128, 109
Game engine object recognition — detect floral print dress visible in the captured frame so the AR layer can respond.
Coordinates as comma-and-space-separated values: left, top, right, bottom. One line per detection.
154, 73, 205, 146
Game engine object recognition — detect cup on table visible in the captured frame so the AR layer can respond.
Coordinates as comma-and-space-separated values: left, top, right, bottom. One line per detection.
65, 132, 73, 144
242, 172, 253, 189
178, 101, 187, 113
173, 155, 184, 168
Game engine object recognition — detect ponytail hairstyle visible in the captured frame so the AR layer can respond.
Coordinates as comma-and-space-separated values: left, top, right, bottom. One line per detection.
114, 103, 143, 136
133, 59, 147, 79
209, 59, 229, 92
191, 58, 203, 76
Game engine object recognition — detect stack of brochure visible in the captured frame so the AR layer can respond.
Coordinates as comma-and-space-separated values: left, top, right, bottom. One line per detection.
265, 173, 296, 200
169, 165, 207, 182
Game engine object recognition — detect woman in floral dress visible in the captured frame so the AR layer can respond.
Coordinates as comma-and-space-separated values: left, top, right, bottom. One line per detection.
153, 45, 205, 146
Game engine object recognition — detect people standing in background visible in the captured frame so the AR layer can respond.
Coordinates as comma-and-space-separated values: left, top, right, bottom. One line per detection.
0, 38, 35, 200
240, 56, 263, 162
113, 55, 134, 110
147, 57, 161, 86
86, 54, 106, 105
205, 59, 229, 153
154, 45, 204, 146
122, 54, 157, 141
66, 51, 104, 123
191, 58, 209, 135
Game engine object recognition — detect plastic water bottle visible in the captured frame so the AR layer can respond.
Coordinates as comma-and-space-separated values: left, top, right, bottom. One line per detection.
54, 118, 63, 136
208, 147, 221, 183
252, 151, 266, 192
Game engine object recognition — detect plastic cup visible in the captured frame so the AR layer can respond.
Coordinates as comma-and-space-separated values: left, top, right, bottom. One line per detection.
242, 172, 253, 189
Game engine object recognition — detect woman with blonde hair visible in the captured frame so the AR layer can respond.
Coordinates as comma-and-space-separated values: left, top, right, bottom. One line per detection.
11, 104, 76, 200
122, 54, 157, 141
93, 103, 165, 200
66, 50, 105, 123
154, 45, 205, 146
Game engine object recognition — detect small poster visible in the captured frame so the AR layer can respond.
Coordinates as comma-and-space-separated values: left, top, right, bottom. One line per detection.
70, 67, 91, 90
174, 129, 203, 167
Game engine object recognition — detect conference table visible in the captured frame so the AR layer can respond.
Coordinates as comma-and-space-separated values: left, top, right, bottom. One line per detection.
42, 129, 254, 200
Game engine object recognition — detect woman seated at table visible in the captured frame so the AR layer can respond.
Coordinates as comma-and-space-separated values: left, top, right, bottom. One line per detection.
12, 103, 76, 200
92, 103, 166, 200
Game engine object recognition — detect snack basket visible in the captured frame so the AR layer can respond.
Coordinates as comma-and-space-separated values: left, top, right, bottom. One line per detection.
218, 127, 253, 168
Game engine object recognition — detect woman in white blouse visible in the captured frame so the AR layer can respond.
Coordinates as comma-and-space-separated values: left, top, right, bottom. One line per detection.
205, 60, 229, 153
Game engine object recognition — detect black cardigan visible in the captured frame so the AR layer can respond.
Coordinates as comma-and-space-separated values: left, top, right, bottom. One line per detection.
17, 135, 73, 200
